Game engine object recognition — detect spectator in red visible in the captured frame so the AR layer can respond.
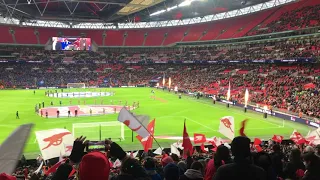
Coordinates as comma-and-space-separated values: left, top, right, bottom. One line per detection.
205, 145, 232, 180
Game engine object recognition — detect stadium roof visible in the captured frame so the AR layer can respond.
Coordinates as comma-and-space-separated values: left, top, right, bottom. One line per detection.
0, 0, 295, 28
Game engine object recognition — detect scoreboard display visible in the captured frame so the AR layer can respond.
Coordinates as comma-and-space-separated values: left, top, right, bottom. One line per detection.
52, 37, 91, 51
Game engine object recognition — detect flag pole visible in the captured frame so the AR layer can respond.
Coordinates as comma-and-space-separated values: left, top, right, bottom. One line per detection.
120, 107, 163, 152
131, 130, 134, 142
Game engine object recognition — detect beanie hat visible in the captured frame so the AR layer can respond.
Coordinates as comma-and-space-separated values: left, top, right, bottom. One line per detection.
161, 156, 174, 167
0, 173, 16, 180
79, 151, 110, 180
231, 136, 251, 158
164, 163, 180, 180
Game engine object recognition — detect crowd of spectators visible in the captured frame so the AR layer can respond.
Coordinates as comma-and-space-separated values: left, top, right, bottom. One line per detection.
1, 62, 320, 118
247, 4, 320, 36
3, 136, 320, 180
1, 37, 319, 63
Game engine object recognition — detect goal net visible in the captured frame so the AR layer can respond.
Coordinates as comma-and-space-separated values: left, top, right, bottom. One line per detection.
67, 83, 86, 89
72, 121, 125, 141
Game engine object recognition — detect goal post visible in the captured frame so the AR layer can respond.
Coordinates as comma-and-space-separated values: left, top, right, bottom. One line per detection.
67, 83, 86, 89
72, 121, 125, 141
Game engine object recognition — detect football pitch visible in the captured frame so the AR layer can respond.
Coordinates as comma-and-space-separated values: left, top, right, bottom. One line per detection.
0, 87, 312, 158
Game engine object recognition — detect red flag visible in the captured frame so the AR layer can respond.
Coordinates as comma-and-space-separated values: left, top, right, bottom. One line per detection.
254, 138, 262, 145
290, 130, 306, 145
239, 119, 248, 136
182, 120, 193, 158
272, 135, 284, 143
45, 159, 65, 175
194, 133, 206, 144
200, 143, 208, 153
136, 119, 156, 152
253, 138, 263, 152
305, 136, 316, 145
254, 144, 263, 152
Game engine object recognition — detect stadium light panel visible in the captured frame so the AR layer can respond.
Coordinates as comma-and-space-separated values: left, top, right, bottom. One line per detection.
150, 9, 166, 16
178, 0, 192, 7
167, 5, 178, 11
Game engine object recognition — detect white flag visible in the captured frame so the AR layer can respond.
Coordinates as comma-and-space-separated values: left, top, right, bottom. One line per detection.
35, 129, 74, 160
153, 147, 163, 155
0, 124, 33, 174
170, 144, 180, 157
306, 128, 320, 145
118, 107, 149, 138
218, 116, 235, 140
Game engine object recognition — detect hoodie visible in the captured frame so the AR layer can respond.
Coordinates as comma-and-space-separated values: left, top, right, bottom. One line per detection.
179, 169, 203, 180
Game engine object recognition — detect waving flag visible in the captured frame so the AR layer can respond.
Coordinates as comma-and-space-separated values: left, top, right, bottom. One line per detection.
153, 147, 163, 155
182, 120, 193, 158
290, 130, 306, 145
305, 128, 320, 145
118, 107, 149, 138
171, 144, 181, 157
272, 135, 284, 143
209, 136, 223, 152
0, 124, 33, 174
136, 119, 156, 152
218, 116, 235, 140
35, 129, 74, 160
200, 143, 208, 153
193, 133, 206, 144
239, 119, 248, 136
253, 138, 263, 152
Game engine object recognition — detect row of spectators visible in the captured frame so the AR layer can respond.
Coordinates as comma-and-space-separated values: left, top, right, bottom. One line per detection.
0, 37, 319, 62
247, 4, 320, 36
4, 136, 320, 180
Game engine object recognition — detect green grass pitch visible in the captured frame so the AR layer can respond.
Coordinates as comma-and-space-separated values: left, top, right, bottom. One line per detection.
0, 87, 312, 159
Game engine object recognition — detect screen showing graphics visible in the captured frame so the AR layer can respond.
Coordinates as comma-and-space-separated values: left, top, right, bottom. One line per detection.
52, 37, 91, 51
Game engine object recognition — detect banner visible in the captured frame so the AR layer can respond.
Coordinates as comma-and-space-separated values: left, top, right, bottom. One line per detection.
218, 116, 235, 140
35, 129, 74, 160
193, 133, 206, 144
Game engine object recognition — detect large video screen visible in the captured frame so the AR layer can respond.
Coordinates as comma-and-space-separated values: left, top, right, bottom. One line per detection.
52, 37, 91, 51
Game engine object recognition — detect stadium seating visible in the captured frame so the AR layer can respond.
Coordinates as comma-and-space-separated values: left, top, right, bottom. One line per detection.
124, 30, 145, 46
0, 0, 317, 46
247, 0, 320, 36
162, 26, 189, 46
0, 26, 13, 43
182, 23, 209, 42
105, 30, 125, 46
14, 27, 38, 44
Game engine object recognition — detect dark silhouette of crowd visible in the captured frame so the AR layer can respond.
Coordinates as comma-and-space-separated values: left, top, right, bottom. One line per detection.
4, 136, 320, 180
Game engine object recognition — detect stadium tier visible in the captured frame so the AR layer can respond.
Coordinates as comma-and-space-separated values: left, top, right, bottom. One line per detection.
0, 0, 318, 46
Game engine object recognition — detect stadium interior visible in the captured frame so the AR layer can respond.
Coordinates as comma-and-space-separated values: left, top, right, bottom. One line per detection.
1, 0, 320, 179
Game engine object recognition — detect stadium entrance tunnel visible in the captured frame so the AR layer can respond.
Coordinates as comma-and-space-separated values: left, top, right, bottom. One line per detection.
39, 105, 133, 118
47, 91, 114, 98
